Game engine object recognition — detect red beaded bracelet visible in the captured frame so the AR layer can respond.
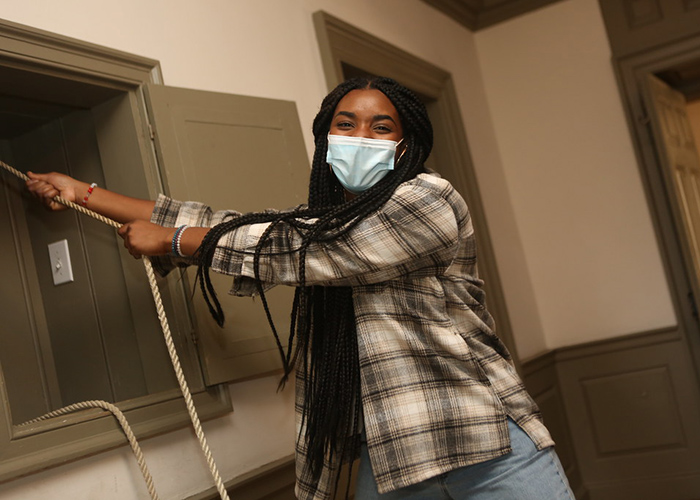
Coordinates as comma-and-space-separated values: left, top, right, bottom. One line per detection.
81, 183, 97, 207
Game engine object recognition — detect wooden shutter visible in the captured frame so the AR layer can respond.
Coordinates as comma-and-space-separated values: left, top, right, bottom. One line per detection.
144, 84, 310, 384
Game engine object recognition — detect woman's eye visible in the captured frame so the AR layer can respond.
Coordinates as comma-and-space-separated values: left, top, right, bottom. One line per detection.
374, 124, 391, 132
335, 121, 353, 128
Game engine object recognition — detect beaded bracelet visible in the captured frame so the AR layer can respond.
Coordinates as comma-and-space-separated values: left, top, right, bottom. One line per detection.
81, 182, 97, 206
171, 225, 188, 257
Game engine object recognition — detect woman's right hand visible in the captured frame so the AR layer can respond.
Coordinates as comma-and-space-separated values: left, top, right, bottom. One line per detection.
26, 171, 87, 211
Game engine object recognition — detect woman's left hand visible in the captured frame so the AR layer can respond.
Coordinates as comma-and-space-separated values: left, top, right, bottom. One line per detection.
117, 220, 175, 258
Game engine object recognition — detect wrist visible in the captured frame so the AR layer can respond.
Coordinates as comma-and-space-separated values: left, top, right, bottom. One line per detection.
165, 228, 177, 255
71, 180, 93, 204
80, 182, 98, 207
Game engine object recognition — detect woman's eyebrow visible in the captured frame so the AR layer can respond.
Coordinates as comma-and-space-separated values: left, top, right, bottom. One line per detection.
373, 114, 397, 124
334, 111, 397, 124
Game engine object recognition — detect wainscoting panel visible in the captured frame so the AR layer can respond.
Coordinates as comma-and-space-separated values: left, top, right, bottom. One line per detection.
581, 366, 684, 455
191, 328, 700, 500
555, 328, 700, 500
523, 351, 587, 499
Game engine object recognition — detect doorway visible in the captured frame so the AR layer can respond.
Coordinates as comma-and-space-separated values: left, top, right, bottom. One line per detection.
644, 71, 700, 330
607, 45, 700, 498
618, 48, 700, 384
313, 11, 519, 367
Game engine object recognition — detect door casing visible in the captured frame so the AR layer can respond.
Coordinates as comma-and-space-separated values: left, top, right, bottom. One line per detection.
615, 36, 700, 382
313, 10, 520, 368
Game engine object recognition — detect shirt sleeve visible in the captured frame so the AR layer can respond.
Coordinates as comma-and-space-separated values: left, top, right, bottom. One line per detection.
148, 194, 243, 277
211, 175, 463, 289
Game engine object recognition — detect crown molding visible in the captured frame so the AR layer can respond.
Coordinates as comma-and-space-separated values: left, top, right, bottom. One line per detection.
422, 0, 564, 30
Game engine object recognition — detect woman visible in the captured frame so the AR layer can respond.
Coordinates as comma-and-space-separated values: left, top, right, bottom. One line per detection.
27, 77, 574, 499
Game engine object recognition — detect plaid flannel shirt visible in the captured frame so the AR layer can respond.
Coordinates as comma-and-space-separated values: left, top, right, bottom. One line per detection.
151, 172, 554, 499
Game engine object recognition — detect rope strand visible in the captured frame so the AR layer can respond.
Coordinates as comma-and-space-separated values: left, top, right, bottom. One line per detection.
1, 159, 230, 500
22, 400, 160, 500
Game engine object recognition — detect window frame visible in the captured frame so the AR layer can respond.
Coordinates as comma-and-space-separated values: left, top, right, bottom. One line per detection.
0, 18, 231, 482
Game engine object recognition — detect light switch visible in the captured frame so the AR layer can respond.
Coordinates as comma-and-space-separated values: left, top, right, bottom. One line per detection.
48, 239, 74, 286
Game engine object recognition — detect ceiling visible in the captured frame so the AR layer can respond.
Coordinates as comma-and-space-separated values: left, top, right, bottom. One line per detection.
421, 0, 564, 30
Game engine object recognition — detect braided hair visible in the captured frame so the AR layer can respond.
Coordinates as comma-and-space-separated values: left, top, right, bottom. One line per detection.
196, 76, 433, 493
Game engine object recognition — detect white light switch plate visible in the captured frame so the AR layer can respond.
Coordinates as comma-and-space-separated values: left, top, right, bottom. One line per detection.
48, 239, 74, 286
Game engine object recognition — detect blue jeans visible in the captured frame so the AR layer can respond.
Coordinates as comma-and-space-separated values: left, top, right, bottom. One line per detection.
355, 418, 575, 499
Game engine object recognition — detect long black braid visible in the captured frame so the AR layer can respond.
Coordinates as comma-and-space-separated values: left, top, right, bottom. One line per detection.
195, 76, 433, 494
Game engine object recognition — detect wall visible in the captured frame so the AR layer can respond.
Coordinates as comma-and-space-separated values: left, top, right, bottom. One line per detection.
474, 0, 676, 354
0, 1, 511, 498
0, 0, 681, 497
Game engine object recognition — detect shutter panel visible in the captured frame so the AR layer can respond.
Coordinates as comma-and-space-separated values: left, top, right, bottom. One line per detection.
144, 84, 310, 384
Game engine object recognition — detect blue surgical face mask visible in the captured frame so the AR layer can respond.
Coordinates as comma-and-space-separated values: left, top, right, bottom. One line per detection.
326, 134, 402, 194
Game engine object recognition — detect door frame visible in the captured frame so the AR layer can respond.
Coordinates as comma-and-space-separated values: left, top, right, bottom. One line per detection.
615, 34, 700, 380
313, 11, 520, 366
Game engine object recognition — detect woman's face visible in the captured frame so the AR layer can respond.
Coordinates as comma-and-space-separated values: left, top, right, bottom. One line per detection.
329, 89, 404, 142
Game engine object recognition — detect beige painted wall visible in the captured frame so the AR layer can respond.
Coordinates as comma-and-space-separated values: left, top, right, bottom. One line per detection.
0, 1, 517, 498
0, 0, 680, 497
474, 0, 676, 352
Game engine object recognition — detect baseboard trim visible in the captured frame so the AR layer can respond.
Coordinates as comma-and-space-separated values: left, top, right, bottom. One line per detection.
587, 471, 700, 500
186, 454, 295, 500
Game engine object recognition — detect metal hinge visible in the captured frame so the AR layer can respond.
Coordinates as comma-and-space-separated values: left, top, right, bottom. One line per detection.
689, 291, 699, 322
148, 123, 155, 140
637, 98, 650, 125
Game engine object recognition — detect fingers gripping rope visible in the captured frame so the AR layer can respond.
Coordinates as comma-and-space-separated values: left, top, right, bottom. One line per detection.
1, 162, 121, 229
1, 160, 231, 500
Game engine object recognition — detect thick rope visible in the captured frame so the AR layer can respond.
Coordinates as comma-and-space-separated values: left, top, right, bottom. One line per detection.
0, 162, 121, 229
1, 160, 230, 500
22, 400, 159, 500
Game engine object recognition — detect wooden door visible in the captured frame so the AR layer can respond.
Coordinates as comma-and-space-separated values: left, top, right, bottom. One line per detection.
644, 74, 700, 323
